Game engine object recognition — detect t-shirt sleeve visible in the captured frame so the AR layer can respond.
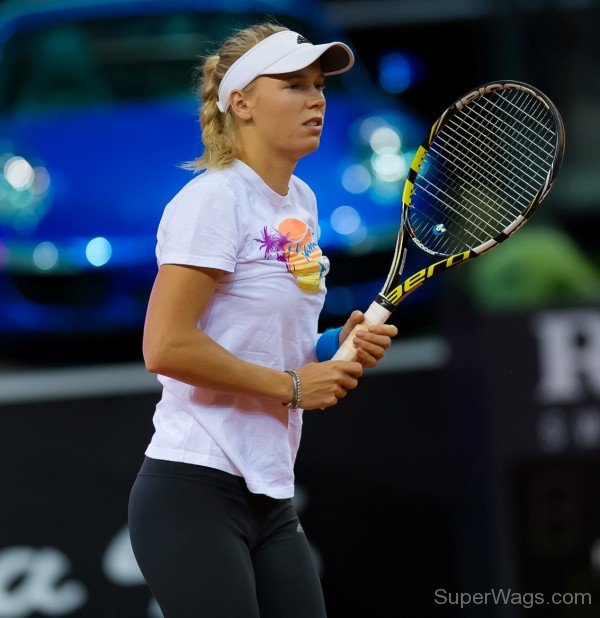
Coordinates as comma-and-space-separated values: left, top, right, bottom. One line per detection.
156, 181, 239, 272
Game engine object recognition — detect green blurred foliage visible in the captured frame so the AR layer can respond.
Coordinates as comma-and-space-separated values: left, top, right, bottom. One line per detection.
467, 225, 600, 311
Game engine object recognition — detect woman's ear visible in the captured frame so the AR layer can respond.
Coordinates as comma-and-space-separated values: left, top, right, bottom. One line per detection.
229, 90, 252, 121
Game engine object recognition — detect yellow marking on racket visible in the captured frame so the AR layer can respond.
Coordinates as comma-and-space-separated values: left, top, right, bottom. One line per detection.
403, 146, 428, 206
411, 146, 427, 172
384, 250, 472, 304
428, 120, 440, 142
402, 181, 413, 206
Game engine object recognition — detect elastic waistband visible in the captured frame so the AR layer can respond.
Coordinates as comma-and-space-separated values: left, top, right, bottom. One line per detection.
138, 456, 247, 490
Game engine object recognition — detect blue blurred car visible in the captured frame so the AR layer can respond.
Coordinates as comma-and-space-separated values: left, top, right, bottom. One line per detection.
0, 0, 425, 335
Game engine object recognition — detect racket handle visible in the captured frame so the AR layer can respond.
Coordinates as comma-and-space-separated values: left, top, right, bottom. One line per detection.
331, 301, 392, 362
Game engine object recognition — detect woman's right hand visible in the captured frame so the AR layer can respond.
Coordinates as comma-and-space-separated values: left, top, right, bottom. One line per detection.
294, 361, 363, 410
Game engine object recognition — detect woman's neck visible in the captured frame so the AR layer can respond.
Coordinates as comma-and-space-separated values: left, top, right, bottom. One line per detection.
236, 147, 296, 197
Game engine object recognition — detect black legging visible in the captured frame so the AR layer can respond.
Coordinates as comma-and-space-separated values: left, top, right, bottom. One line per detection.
128, 456, 327, 618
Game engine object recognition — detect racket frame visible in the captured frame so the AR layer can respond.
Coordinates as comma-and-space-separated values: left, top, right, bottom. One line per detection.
332, 80, 564, 363
378, 80, 565, 311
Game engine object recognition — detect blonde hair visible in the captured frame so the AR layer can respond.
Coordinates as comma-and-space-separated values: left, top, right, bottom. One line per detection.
182, 22, 288, 172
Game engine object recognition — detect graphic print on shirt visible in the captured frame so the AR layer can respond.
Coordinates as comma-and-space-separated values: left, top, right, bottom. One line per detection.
254, 218, 329, 292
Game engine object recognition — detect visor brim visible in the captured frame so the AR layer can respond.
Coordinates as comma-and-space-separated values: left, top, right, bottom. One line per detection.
260, 42, 354, 77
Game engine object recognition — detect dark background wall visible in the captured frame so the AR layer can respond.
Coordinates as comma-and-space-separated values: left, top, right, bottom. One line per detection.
3, 307, 599, 617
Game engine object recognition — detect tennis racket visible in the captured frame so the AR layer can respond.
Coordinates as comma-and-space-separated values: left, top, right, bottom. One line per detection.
333, 80, 565, 361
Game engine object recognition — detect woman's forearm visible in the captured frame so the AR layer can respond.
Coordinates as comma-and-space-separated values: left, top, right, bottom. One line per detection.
145, 328, 292, 402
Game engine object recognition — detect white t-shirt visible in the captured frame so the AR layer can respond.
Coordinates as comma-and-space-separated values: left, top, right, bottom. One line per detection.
145, 159, 329, 498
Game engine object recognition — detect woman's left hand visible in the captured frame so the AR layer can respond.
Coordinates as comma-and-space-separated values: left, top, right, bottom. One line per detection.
339, 310, 398, 368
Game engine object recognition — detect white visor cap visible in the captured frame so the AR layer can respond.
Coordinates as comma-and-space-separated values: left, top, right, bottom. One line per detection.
216, 30, 354, 113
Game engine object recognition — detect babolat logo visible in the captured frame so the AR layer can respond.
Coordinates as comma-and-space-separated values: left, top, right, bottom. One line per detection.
297, 34, 311, 44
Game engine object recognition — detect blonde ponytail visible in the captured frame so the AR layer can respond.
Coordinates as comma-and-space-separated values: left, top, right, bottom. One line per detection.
182, 22, 288, 172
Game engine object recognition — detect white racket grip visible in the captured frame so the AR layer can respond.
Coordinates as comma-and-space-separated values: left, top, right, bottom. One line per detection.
331, 301, 392, 362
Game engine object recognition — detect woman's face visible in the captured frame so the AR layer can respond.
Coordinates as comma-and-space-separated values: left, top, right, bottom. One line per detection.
240, 60, 326, 159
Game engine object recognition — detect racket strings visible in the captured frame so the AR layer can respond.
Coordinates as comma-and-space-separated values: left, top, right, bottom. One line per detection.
447, 90, 552, 202
468, 96, 555, 182
430, 140, 519, 228
418, 125, 533, 253
484, 89, 557, 145
418, 95, 544, 247
410, 178, 500, 251
409, 169, 504, 255
409, 199, 481, 253
461, 91, 555, 210
437, 111, 543, 222
414, 158, 511, 248
409, 87, 558, 255
430, 135, 524, 222
466, 88, 556, 185
433, 132, 535, 225
423, 97, 539, 232
413, 146, 529, 254
452, 100, 549, 192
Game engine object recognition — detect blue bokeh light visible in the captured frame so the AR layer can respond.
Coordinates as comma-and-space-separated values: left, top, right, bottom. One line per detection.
378, 52, 415, 94
331, 206, 361, 235
86, 237, 112, 267
33, 241, 58, 271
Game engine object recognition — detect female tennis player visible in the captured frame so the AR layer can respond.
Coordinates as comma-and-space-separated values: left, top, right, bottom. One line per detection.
128, 22, 398, 618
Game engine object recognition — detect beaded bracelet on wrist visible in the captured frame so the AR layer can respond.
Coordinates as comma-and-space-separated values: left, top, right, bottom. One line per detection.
282, 370, 302, 409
